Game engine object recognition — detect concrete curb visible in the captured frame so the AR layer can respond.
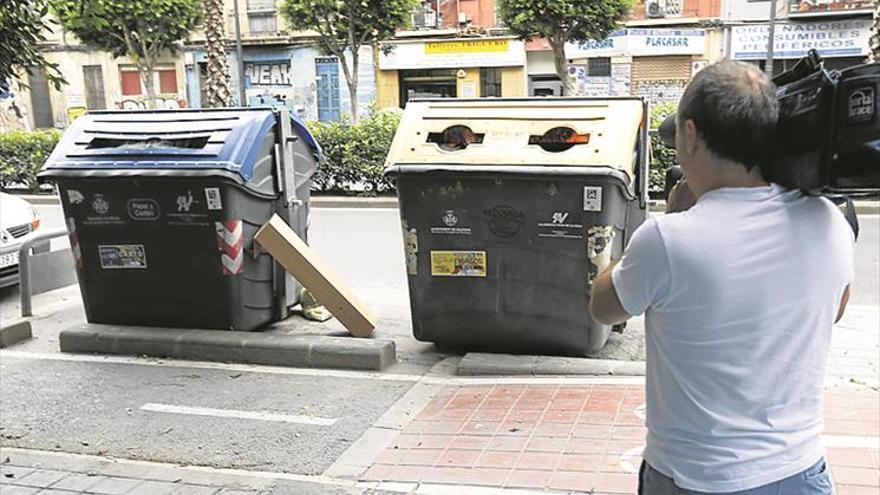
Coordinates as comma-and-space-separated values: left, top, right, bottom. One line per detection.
19, 193, 880, 214
0, 321, 33, 348
458, 352, 646, 376
59, 324, 396, 371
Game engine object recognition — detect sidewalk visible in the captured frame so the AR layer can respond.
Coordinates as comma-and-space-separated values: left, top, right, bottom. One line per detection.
361, 383, 880, 494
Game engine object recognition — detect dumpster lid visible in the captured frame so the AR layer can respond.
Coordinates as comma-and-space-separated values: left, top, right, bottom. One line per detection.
41, 108, 323, 182
384, 98, 644, 176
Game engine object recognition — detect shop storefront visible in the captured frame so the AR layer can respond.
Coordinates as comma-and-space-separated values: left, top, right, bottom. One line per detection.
565, 28, 715, 104
377, 38, 526, 108
730, 18, 872, 75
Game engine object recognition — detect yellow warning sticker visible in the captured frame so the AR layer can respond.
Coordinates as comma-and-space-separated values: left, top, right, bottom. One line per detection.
431, 251, 487, 277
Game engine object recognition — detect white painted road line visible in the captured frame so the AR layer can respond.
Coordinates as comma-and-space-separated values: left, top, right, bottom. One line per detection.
139, 403, 338, 426
0, 350, 648, 386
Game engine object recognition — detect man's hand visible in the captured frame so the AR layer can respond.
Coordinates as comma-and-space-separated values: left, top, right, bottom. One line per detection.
666, 177, 697, 213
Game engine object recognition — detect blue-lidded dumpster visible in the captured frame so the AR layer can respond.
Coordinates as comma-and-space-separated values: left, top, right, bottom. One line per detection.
39, 108, 322, 331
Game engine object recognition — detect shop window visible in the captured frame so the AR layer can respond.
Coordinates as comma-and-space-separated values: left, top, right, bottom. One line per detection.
159, 69, 177, 94
587, 58, 611, 77
480, 68, 502, 97
120, 70, 142, 96
399, 69, 457, 107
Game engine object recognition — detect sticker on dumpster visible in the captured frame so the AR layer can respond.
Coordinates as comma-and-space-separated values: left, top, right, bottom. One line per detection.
583, 187, 603, 212
431, 209, 472, 235
403, 221, 418, 276
98, 245, 147, 270
205, 188, 223, 210
127, 199, 160, 221
176, 191, 195, 212
431, 251, 487, 277
586, 226, 615, 287
67, 218, 83, 270
216, 220, 245, 275
537, 211, 584, 239
483, 205, 524, 238
67, 189, 84, 205
91, 194, 110, 215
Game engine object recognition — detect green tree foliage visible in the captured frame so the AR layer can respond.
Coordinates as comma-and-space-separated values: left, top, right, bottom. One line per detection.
498, 0, 632, 95
281, 0, 416, 120
0, 129, 62, 192
0, 0, 65, 89
52, 0, 202, 108
649, 101, 678, 195
307, 105, 402, 194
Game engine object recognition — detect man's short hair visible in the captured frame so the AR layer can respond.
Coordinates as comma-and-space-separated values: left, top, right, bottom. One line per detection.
677, 60, 778, 171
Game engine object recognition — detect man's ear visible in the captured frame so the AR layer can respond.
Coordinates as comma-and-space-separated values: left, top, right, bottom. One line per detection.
685, 119, 700, 156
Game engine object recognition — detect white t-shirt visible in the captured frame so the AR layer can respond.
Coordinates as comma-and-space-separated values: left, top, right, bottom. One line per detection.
612, 184, 854, 492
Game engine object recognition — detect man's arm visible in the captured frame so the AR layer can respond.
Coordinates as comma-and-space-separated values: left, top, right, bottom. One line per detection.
835, 285, 851, 324
589, 261, 632, 326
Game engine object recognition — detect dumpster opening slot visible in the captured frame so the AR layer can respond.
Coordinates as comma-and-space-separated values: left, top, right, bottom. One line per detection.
86, 136, 210, 150
528, 127, 591, 153
427, 125, 485, 151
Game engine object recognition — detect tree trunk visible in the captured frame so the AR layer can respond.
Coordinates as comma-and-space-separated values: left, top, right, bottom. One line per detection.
550, 36, 576, 96
138, 60, 157, 109
349, 47, 360, 121
204, 0, 232, 108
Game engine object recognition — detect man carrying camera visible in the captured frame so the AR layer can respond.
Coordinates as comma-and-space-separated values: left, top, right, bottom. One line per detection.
589, 60, 854, 493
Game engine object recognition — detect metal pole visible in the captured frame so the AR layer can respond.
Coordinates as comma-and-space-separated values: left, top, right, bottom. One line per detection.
232, 0, 247, 106
765, 0, 778, 76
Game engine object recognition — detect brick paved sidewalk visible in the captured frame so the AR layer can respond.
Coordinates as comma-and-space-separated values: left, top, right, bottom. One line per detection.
363, 383, 880, 494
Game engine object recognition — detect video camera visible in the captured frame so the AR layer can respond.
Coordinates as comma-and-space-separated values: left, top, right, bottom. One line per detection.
658, 50, 880, 196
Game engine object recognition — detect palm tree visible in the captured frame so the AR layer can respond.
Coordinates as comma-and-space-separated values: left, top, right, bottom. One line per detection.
203, 0, 232, 107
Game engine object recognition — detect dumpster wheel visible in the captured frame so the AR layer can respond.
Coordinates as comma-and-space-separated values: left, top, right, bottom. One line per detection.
612, 323, 626, 334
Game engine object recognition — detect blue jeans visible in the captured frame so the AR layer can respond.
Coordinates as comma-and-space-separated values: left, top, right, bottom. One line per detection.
638, 458, 834, 495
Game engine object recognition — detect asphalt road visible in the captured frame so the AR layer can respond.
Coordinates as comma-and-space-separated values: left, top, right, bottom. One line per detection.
20, 205, 880, 350
0, 354, 412, 475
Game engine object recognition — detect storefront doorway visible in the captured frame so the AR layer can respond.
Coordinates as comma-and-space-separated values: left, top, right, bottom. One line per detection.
399, 69, 457, 107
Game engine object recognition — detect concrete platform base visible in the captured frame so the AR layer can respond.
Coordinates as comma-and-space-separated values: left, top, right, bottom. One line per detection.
59, 324, 396, 371
0, 321, 33, 348
458, 352, 646, 376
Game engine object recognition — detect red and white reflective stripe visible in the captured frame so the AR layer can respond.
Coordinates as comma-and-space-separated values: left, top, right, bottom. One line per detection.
215, 219, 244, 275
67, 217, 83, 270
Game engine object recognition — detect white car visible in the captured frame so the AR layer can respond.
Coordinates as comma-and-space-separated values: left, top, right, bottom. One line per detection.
0, 192, 43, 288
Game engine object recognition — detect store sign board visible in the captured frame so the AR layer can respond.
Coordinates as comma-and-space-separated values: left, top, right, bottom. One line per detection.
789, 0, 875, 15
730, 19, 871, 59
380, 39, 525, 70
567, 29, 706, 58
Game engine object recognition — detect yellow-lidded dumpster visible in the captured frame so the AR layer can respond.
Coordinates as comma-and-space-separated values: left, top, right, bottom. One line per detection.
385, 98, 649, 356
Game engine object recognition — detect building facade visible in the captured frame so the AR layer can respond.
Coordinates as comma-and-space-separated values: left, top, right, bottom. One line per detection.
724, 0, 874, 74
183, 0, 375, 121
527, 0, 726, 105
14, 27, 187, 130
375, 0, 529, 109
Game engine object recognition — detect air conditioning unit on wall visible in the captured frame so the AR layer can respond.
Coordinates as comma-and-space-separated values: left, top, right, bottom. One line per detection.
646, 1, 665, 18
646, 0, 682, 18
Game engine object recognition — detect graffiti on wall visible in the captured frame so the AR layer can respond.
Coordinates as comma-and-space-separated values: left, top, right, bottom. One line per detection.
116, 95, 187, 110
633, 79, 687, 106
0, 84, 29, 131
245, 61, 292, 86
